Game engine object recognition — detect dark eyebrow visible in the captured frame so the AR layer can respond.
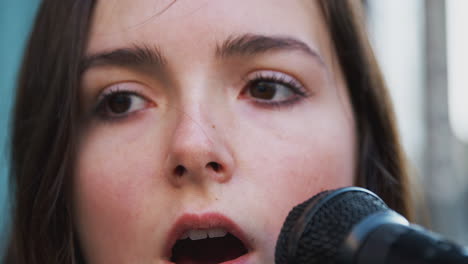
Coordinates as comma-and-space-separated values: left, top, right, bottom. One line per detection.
80, 44, 167, 74
216, 34, 324, 64
80, 34, 323, 74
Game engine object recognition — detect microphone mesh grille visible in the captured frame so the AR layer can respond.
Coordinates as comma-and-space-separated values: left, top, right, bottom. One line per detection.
275, 188, 389, 264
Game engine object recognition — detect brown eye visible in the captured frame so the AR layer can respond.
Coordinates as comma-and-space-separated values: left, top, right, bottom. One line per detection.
97, 91, 148, 118
249, 81, 278, 100
107, 93, 132, 114
248, 80, 295, 101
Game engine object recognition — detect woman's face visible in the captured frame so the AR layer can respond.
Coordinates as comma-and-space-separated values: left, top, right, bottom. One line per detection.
74, 0, 356, 263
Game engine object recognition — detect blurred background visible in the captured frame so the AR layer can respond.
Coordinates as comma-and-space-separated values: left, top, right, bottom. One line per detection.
0, 0, 41, 256
0, 0, 467, 260
365, 0, 468, 245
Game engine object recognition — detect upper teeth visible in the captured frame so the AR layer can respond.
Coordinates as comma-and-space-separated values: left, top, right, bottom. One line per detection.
179, 228, 228, 240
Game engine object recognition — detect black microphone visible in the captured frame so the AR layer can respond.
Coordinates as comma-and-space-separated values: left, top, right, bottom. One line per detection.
275, 187, 468, 264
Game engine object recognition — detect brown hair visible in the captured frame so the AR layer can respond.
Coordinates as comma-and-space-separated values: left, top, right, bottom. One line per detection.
318, 0, 412, 216
3, 0, 411, 262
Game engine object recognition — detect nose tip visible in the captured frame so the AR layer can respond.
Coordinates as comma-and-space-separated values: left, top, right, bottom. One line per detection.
167, 114, 233, 187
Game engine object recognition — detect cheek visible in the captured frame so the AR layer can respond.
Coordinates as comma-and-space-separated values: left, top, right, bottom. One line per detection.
257, 134, 354, 206
72, 122, 171, 261
240, 104, 355, 192
75, 125, 158, 218
236, 105, 356, 246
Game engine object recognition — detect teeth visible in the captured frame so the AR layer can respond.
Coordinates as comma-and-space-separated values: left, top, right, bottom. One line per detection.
179, 228, 229, 240
208, 228, 228, 238
188, 229, 208, 240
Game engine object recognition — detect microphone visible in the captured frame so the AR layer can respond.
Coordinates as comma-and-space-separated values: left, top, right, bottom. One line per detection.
275, 187, 468, 264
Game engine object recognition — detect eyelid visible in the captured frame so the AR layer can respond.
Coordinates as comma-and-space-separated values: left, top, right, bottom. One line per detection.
243, 70, 310, 98
98, 82, 142, 99
94, 82, 151, 107
244, 70, 307, 93
238, 69, 312, 110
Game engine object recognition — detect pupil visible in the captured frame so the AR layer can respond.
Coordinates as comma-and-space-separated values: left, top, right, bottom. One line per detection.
251, 81, 276, 100
108, 93, 131, 114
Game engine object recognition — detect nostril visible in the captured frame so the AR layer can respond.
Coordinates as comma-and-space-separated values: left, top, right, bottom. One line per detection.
207, 162, 222, 172
174, 165, 186, 177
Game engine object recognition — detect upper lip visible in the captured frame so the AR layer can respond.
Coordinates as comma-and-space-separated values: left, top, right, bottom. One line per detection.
164, 212, 252, 259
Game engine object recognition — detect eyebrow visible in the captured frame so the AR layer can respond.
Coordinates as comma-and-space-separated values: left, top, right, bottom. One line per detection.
81, 44, 167, 74
81, 34, 323, 73
216, 34, 324, 64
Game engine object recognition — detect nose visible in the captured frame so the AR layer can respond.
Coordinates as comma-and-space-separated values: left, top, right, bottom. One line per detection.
166, 109, 234, 187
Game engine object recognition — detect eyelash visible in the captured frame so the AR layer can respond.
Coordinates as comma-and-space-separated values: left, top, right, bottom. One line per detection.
243, 71, 310, 108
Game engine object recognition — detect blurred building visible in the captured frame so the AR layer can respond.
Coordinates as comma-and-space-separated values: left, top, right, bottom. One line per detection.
366, 0, 468, 244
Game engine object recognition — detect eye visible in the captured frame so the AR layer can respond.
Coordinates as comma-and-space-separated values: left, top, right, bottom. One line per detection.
248, 80, 295, 101
105, 92, 146, 114
244, 71, 309, 106
95, 87, 152, 120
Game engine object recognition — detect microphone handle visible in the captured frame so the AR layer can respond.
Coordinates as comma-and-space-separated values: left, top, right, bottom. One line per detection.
358, 224, 468, 264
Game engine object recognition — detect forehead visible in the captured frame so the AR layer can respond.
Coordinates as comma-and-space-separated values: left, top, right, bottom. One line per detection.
87, 0, 327, 55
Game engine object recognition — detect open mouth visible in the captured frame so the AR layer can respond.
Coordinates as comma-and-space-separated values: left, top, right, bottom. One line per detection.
170, 228, 248, 264
166, 213, 251, 264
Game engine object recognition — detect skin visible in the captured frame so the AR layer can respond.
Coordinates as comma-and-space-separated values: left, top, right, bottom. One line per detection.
74, 0, 356, 263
